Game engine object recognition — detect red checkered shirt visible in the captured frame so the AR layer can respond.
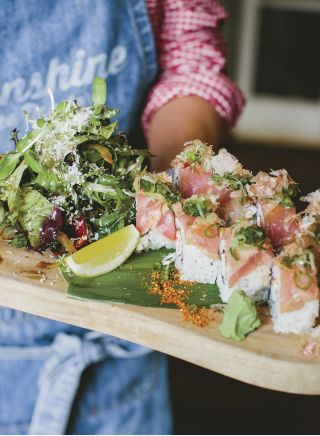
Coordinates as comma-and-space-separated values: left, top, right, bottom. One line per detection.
143, 0, 244, 135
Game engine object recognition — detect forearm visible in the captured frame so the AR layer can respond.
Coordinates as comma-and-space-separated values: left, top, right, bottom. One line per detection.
148, 96, 226, 171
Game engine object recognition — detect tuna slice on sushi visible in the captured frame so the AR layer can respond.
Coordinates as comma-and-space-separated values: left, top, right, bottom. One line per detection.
218, 221, 273, 303
247, 169, 299, 247
174, 195, 222, 284
134, 172, 179, 251
270, 242, 319, 334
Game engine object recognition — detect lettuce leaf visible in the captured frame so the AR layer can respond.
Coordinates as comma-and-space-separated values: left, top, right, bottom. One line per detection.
17, 189, 53, 247
31, 169, 60, 194
0, 202, 16, 239
0, 153, 22, 181
0, 161, 28, 213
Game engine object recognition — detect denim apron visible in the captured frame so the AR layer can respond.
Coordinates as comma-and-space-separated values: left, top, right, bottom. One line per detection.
0, 1, 172, 434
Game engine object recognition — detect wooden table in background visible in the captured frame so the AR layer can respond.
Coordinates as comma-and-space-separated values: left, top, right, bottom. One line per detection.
1, 240, 320, 395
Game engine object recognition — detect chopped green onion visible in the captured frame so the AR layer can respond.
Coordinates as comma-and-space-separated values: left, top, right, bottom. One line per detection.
294, 270, 312, 290
234, 225, 266, 249
229, 247, 240, 260
280, 196, 294, 208
212, 172, 252, 192
204, 224, 216, 238
183, 196, 213, 218
280, 185, 299, 208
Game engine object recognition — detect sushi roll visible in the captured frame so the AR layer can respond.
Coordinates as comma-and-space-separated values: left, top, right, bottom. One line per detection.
270, 242, 319, 334
134, 171, 179, 251
171, 140, 215, 198
208, 148, 255, 224
218, 220, 273, 303
247, 169, 299, 247
174, 195, 222, 284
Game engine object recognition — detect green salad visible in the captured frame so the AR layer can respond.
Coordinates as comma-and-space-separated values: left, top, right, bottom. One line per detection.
0, 77, 147, 253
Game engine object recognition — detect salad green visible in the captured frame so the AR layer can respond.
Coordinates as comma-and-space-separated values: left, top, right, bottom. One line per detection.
0, 77, 147, 252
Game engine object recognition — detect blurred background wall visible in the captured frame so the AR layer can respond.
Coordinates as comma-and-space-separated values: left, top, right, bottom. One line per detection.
223, 0, 320, 148
170, 1, 320, 433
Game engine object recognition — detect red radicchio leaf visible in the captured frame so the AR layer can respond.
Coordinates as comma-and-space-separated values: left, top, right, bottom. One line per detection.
39, 208, 63, 249
73, 217, 89, 249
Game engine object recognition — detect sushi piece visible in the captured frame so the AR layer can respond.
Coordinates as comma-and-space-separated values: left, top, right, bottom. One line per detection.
134, 171, 179, 251
300, 190, 320, 266
174, 195, 222, 284
247, 169, 299, 247
171, 140, 215, 198
172, 143, 253, 222
218, 221, 273, 303
208, 148, 255, 224
270, 242, 319, 334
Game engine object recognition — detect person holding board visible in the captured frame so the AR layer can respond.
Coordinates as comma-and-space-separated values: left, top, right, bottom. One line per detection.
0, 1, 243, 434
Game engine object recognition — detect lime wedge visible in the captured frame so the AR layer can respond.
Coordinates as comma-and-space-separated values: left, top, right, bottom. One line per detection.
64, 225, 140, 277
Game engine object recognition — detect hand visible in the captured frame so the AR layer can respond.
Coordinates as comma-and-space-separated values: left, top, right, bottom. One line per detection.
148, 96, 226, 171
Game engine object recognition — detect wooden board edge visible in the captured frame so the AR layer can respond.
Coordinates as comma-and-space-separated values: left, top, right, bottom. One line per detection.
1, 275, 320, 395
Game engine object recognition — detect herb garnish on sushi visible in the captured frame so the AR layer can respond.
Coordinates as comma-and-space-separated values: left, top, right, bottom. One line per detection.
182, 195, 216, 218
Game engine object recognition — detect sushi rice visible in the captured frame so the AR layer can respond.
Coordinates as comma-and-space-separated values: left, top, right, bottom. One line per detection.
136, 229, 176, 252
270, 264, 318, 334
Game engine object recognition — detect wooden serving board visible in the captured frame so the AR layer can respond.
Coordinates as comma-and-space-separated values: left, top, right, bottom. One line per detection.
1, 240, 320, 395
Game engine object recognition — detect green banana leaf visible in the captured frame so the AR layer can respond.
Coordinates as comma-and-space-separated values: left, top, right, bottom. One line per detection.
62, 249, 222, 308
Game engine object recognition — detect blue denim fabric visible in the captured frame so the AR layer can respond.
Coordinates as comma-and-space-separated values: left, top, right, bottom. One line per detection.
0, 0, 157, 151
0, 1, 172, 434
0, 329, 172, 435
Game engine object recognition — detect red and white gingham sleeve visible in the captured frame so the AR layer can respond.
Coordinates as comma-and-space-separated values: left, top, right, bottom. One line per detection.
143, 0, 245, 136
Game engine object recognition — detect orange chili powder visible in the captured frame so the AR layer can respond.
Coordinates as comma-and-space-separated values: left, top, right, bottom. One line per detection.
148, 268, 215, 328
